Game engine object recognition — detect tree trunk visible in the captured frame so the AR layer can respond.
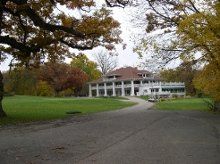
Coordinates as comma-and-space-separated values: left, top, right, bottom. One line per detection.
0, 70, 6, 117
0, 1, 6, 117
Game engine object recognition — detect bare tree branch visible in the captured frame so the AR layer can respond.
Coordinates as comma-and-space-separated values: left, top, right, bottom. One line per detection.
94, 50, 118, 75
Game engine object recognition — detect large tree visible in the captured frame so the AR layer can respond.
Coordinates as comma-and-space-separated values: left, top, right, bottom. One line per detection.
132, 0, 220, 106
0, 0, 123, 117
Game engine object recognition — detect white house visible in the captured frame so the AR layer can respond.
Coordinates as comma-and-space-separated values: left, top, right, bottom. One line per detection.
88, 67, 185, 98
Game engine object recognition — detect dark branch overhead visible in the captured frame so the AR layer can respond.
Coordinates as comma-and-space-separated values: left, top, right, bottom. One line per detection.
60, 39, 94, 50
0, 0, 121, 62
0, 35, 41, 54
22, 6, 85, 38
105, 0, 130, 8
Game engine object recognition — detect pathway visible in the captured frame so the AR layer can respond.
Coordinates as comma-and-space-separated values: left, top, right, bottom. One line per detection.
0, 97, 220, 164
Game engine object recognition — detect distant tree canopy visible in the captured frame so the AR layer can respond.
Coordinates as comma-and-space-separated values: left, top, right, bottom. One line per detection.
160, 62, 198, 96
70, 53, 101, 81
4, 62, 88, 97
39, 62, 88, 96
4, 67, 38, 95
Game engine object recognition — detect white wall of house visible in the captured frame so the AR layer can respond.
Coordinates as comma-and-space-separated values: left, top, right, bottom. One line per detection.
89, 80, 185, 98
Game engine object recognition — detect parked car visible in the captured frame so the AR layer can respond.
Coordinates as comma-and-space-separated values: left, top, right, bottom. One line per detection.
148, 98, 157, 102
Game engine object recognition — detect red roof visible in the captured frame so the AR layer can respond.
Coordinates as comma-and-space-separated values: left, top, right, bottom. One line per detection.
105, 67, 150, 78
89, 67, 158, 83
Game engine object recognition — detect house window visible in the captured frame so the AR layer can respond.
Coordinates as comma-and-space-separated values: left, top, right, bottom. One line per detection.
115, 82, 121, 85
106, 82, 112, 86
124, 81, 131, 85
134, 81, 140, 84
143, 80, 149, 84
151, 88, 159, 92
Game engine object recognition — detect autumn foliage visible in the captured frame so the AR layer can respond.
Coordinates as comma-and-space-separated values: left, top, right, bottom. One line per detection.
70, 53, 101, 81
135, 0, 220, 103
0, 0, 121, 65
160, 62, 198, 96
0, 0, 122, 116
4, 63, 88, 97
40, 62, 88, 95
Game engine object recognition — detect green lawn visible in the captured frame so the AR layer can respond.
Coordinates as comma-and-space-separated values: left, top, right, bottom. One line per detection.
99, 96, 129, 100
138, 95, 149, 101
155, 98, 211, 111
0, 95, 136, 125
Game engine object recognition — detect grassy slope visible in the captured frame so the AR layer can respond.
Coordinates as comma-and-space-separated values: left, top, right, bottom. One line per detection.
0, 95, 136, 125
155, 98, 210, 111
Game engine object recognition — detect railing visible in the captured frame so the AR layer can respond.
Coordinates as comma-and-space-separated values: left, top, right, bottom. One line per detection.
141, 82, 184, 87
91, 86, 96, 90
98, 86, 104, 89
115, 85, 122, 88
134, 84, 140, 87
124, 84, 131, 88
144, 92, 185, 96
161, 82, 185, 86
106, 86, 112, 89
91, 82, 185, 90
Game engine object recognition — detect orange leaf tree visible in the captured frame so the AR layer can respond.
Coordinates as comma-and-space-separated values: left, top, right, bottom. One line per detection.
39, 62, 88, 96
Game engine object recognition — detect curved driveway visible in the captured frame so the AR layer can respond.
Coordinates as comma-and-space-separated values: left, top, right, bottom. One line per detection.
0, 97, 220, 164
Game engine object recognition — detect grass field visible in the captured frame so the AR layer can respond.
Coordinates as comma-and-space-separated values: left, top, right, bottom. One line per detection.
0, 96, 136, 125
155, 98, 211, 111
138, 95, 149, 101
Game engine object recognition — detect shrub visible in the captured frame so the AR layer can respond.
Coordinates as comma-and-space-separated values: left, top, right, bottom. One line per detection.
160, 98, 166, 102
172, 94, 178, 99
4, 92, 15, 97
36, 81, 54, 96
203, 99, 220, 112
57, 88, 74, 97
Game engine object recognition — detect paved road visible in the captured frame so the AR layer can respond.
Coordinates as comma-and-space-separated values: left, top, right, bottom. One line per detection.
0, 97, 220, 164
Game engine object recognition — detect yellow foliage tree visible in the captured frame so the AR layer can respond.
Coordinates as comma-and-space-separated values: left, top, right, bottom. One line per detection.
177, 2, 220, 102
70, 53, 101, 81
134, 0, 220, 107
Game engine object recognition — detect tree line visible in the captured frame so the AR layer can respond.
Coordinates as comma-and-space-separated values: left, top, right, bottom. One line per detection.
3, 52, 119, 97
3, 55, 97, 97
